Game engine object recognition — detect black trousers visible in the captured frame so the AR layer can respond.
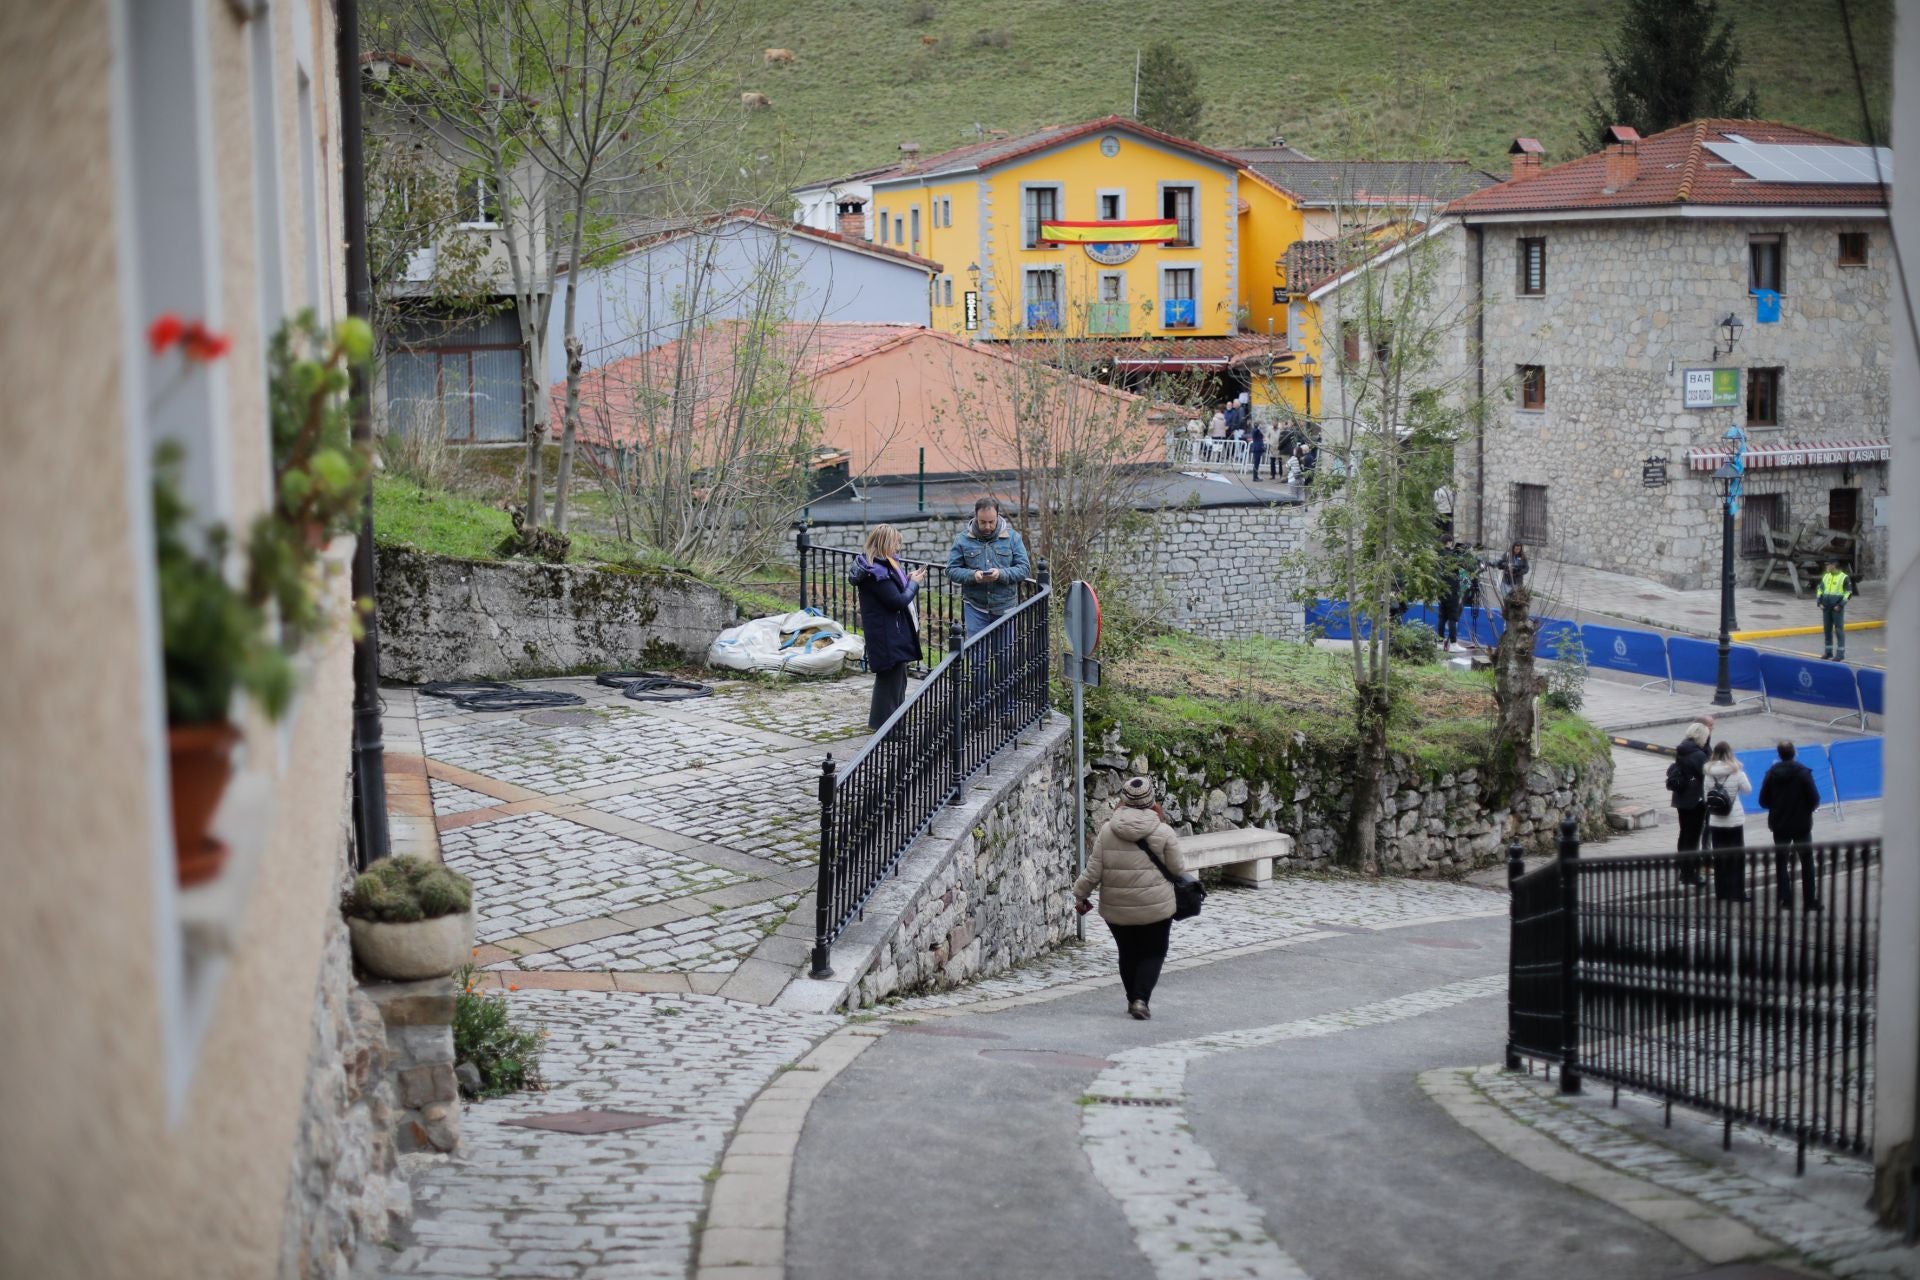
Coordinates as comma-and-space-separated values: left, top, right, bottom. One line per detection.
868, 663, 908, 731
1108, 917, 1172, 1005
1707, 823, 1747, 899
1436, 602, 1461, 643
1675, 805, 1708, 878
1773, 834, 1821, 907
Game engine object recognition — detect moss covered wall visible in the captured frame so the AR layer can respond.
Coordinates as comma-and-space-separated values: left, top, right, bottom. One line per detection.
375, 546, 741, 682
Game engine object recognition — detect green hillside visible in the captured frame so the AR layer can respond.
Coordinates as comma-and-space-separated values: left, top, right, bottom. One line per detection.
723, 0, 1892, 182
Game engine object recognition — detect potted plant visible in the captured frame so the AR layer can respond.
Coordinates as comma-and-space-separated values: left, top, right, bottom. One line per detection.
343, 856, 476, 981
155, 444, 293, 885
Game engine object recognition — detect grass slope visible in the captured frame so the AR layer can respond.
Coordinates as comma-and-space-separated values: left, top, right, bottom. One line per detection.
725, 0, 1892, 181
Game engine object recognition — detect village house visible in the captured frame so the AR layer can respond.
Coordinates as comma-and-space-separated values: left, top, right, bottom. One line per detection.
1441, 121, 1893, 587
3, 5, 427, 1276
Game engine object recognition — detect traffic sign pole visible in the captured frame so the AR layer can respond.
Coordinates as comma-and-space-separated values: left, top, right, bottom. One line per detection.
1063, 581, 1101, 943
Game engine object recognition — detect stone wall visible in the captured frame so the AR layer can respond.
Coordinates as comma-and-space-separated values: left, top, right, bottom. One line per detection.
366, 978, 462, 1155
1087, 728, 1612, 874
277, 910, 411, 1279
813, 499, 1311, 641
1460, 217, 1891, 587
827, 717, 1077, 1007
376, 546, 741, 682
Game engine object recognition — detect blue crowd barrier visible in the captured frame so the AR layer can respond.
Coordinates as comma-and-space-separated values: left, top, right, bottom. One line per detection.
1738, 742, 1838, 812
1465, 606, 1505, 648
1856, 667, 1884, 718
1756, 652, 1864, 723
1827, 737, 1883, 803
1583, 623, 1671, 687
1533, 616, 1582, 659
1401, 603, 1439, 631
1666, 636, 1765, 693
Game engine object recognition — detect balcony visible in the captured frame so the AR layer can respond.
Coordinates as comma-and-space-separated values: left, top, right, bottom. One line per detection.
1161, 298, 1196, 329
1024, 301, 1062, 331
1088, 302, 1129, 335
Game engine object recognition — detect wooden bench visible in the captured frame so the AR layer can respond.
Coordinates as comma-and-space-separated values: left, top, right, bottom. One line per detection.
1179, 828, 1293, 888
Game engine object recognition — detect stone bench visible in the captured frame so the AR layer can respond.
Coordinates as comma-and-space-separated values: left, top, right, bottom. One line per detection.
1179, 828, 1293, 888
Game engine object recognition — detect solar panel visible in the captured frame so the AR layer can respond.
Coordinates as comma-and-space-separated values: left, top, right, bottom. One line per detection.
1704, 139, 1894, 185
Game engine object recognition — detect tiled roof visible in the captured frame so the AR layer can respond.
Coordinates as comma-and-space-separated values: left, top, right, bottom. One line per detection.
864, 116, 1248, 186
1446, 120, 1889, 216
1244, 160, 1499, 208
559, 210, 941, 275
1226, 142, 1316, 164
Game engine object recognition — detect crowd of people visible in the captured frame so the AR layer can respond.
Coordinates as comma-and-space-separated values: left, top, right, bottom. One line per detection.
1667, 716, 1826, 909
1186, 398, 1320, 488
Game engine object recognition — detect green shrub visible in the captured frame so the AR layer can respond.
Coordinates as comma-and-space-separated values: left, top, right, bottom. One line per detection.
1544, 633, 1589, 712
453, 965, 546, 1099
342, 855, 473, 923
1388, 620, 1441, 666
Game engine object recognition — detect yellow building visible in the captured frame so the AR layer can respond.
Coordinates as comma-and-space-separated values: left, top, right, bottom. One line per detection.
849, 117, 1342, 424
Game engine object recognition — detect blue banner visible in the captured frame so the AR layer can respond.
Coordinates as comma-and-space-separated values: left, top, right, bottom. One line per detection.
1582, 623, 1670, 682
1828, 737, 1883, 802
1757, 652, 1862, 715
1667, 637, 1763, 691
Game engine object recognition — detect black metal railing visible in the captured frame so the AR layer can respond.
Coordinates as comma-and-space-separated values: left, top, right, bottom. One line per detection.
796, 528, 1039, 673
1507, 820, 1881, 1170
810, 569, 1052, 979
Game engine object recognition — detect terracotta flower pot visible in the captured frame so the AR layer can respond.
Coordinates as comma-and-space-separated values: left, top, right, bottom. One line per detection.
169, 722, 241, 887
349, 911, 475, 981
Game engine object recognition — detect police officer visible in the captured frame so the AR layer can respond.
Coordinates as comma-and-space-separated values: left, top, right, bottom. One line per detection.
1817, 560, 1855, 661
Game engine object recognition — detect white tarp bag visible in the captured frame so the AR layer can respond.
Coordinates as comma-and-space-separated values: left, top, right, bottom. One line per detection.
708, 608, 865, 677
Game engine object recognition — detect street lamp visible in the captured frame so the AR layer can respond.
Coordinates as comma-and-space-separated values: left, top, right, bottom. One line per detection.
1712, 312, 1744, 361
1301, 353, 1318, 420
966, 261, 981, 290
1711, 461, 1740, 706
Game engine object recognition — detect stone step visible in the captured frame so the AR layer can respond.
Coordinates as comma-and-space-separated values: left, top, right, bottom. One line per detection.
1606, 800, 1661, 832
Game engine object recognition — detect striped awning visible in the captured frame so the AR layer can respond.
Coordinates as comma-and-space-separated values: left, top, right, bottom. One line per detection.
1038, 219, 1176, 245
1686, 438, 1890, 472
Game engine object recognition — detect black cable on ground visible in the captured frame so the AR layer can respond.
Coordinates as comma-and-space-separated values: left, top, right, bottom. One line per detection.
453, 688, 588, 713
419, 679, 513, 700
622, 677, 713, 702
596, 670, 667, 688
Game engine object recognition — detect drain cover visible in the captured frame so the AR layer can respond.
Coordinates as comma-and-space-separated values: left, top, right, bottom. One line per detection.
501, 1109, 673, 1135
522, 708, 599, 728
1082, 1095, 1178, 1108
1406, 937, 1482, 950
893, 1023, 1010, 1040
978, 1049, 1113, 1070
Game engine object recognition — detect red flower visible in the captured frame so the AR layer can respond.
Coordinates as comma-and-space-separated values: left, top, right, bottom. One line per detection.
148, 314, 186, 354
180, 322, 231, 362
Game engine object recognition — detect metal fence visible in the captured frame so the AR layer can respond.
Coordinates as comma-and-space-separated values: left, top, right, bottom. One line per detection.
798, 528, 1040, 672
810, 573, 1053, 979
1508, 820, 1881, 1170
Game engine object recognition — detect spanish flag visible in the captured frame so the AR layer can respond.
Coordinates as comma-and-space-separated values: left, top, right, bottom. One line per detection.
1038, 219, 1178, 245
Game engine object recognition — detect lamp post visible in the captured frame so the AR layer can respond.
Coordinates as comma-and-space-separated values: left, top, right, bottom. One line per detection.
1711, 460, 1740, 707
1301, 353, 1317, 421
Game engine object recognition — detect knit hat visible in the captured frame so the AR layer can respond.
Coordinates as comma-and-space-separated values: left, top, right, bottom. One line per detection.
1120, 776, 1155, 807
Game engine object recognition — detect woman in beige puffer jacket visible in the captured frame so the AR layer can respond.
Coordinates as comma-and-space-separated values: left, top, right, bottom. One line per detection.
1074, 775, 1185, 1020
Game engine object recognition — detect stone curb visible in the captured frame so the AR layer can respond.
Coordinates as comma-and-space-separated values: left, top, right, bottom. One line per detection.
1417, 1066, 1790, 1269
693, 1025, 890, 1280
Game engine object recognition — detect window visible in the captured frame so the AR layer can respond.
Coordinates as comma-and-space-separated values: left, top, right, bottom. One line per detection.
1749, 234, 1783, 293
1746, 367, 1781, 426
1373, 323, 1393, 371
1162, 185, 1196, 246
894, 215, 904, 244
878, 211, 889, 244
939, 197, 952, 228
1518, 364, 1546, 410
1023, 268, 1061, 329
1024, 185, 1060, 248
1162, 267, 1196, 327
1837, 232, 1868, 267
1099, 274, 1123, 302
1512, 484, 1549, 545
1741, 492, 1785, 555
1517, 237, 1546, 295
459, 175, 501, 228
942, 276, 954, 307
1099, 191, 1123, 221
1341, 321, 1360, 367
910, 206, 921, 250
1829, 487, 1860, 533
385, 313, 527, 443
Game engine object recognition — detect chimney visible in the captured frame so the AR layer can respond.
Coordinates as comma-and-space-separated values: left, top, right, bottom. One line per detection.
1602, 124, 1640, 192
898, 141, 922, 172
835, 197, 867, 240
1509, 136, 1545, 183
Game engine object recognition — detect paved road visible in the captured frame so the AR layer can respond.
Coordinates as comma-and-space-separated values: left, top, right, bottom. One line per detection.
788, 915, 1700, 1280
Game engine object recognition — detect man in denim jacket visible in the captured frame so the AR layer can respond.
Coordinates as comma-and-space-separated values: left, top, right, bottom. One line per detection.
945, 497, 1031, 635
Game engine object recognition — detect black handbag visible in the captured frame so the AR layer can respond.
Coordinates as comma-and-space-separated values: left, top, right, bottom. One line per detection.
1135, 838, 1205, 921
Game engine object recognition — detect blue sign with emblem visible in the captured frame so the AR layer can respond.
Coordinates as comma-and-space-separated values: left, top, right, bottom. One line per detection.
1754, 289, 1781, 324
1085, 241, 1140, 265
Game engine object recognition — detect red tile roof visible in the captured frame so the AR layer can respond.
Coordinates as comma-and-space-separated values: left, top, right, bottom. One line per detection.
863, 116, 1248, 187
1447, 120, 1888, 216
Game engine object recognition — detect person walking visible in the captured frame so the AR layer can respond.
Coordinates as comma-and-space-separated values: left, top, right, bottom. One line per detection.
1703, 740, 1753, 902
1817, 560, 1855, 661
1498, 542, 1530, 597
1758, 739, 1823, 910
1074, 776, 1185, 1020
945, 497, 1031, 722
848, 524, 925, 732
1668, 721, 1712, 886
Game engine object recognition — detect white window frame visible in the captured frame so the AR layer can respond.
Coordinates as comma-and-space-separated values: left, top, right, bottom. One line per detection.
1160, 264, 1199, 328
1097, 270, 1126, 303
878, 209, 889, 244
943, 276, 954, 307
1023, 265, 1063, 328
910, 205, 921, 250
456, 175, 503, 230
1097, 188, 1126, 222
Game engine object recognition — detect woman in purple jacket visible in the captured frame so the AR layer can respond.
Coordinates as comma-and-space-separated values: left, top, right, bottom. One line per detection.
848, 524, 925, 730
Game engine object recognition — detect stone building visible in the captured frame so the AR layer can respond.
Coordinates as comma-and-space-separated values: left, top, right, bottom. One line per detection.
1440, 121, 1892, 587
2, 5, 425, 1277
